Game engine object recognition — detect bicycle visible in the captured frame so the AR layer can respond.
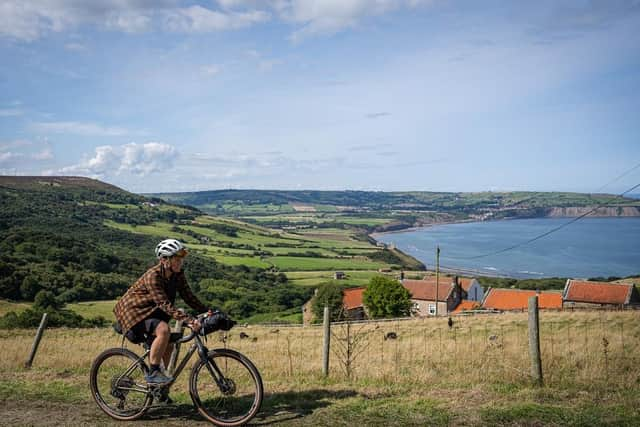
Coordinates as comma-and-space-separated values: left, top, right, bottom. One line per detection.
89, 314, 263, 426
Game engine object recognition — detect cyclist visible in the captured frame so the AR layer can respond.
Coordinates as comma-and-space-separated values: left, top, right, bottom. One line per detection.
113, 238, 208, 385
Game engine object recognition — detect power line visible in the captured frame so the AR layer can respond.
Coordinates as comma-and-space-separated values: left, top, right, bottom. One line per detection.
442, 179, 640, 261
594, 161, 640, 193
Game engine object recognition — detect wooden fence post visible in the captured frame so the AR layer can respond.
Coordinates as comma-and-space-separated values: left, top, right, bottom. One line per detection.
322, 306, 331, 377
25, 312, 48, 369
528, 296, 543, 386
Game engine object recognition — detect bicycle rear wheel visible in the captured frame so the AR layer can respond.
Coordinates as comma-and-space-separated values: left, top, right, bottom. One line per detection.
89, 347, 152, 420
189, 348, 263, 427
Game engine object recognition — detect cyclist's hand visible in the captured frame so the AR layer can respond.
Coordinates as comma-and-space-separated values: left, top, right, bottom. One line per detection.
189, 318, 202, 333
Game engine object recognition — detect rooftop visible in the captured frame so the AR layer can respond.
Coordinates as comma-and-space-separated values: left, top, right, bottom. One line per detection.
482, 288, 562, 310
564, 280, 633, 305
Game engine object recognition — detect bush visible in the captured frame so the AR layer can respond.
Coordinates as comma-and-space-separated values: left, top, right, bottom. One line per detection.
0, 307, 107, 329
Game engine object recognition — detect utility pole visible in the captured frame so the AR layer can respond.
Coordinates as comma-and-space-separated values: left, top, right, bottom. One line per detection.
435, 246, 440, 316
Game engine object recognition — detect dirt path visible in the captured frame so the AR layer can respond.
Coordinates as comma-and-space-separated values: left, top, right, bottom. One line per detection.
0, 400, 214, 426
0, 390, 344, 427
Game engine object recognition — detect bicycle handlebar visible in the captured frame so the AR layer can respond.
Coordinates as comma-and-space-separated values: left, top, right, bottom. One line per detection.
174, 312, 208, 344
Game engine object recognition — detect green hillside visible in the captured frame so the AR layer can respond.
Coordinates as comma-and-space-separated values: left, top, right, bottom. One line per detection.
0, 176, 425, 326
0, 176, 311, 322
151, 189, 640, 232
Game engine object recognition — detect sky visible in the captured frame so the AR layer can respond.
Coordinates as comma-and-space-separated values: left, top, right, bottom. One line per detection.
1, 0, 640, 194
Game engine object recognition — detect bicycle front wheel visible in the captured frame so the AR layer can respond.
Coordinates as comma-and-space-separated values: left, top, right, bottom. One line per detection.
189, 348, 263, 427
89, 347, 152, 421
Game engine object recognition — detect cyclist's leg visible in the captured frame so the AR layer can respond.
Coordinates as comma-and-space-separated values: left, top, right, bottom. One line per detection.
162, 343, 174, 368
148, 320, 170, 367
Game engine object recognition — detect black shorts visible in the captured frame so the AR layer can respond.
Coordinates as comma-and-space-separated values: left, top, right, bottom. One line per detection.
131, 309, 171, 337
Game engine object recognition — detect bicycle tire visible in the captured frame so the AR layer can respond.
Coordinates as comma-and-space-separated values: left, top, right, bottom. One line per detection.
89, 347, 152, 421
189, 348, 263, 427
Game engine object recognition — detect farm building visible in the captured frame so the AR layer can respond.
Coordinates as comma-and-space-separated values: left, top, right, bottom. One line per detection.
481, 288, 562, 311
452, 300, 481, 313
562, 279, 640, 309
402, 277, 464, 316
302, 287, 367, 325
458, 277, 484, 302
342, 287, 367, 320
420, 275, 484, 302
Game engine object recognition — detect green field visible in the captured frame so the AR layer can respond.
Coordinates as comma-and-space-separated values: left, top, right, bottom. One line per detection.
268, 256, 389, 271
66, 300, 116, 321
104, 220, 198, 243
285, 270, 387, 287
0, 300, 29, 316
103, 214, 411, 272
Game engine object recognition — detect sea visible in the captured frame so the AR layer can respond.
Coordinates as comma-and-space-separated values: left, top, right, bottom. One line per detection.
374, 217, 640, 279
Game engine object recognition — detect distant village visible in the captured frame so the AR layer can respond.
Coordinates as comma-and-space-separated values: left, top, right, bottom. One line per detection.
303, 275, 640, 325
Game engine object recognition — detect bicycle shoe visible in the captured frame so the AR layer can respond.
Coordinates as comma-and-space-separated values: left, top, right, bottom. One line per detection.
158, 393, 174, 405
145, 370, 173, 385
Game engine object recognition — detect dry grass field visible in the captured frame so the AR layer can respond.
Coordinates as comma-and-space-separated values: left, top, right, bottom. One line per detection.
1, 310, 639, 426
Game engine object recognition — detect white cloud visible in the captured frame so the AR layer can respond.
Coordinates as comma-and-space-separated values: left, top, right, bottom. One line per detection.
0, 151, 25, 164
31, 121, 134, 137
0, 0, 269, 41
163, 5, 269, 32
0, 0, 432, 42
105, 10, 152, 33
61, 142, 178, 176
282, 0, 430, 41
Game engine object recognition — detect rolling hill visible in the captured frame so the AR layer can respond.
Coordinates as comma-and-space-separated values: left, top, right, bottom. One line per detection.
0, 176, 423, 323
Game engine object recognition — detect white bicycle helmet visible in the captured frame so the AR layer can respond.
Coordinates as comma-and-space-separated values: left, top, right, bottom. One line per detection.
155, 239, 188, 259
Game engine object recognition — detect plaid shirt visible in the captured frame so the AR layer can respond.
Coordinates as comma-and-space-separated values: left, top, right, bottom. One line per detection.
113, 263, 208, 332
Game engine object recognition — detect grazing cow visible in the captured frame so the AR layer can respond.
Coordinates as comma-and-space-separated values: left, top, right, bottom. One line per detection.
239, 332, 250, 339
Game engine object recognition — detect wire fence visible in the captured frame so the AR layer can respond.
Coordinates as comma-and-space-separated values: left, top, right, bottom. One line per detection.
226, 311, 640, 389
2, 310, 637, 395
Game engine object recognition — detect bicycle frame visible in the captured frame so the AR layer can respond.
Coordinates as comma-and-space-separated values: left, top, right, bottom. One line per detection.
115, 326, 229, 396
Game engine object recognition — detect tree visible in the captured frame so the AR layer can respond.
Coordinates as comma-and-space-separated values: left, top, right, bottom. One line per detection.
363, 276, 412, 319
311, 282, 344, 322
33, 290, 62, 310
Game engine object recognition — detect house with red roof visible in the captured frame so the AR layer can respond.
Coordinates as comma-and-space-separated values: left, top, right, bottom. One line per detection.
562, 279, 640, 308
302, 286, 368, 325
338, 278, 466, 319
342, 287, 367, 320
481, 288, 563, 311
452, 300, 481, 313
402, 276, 464, 316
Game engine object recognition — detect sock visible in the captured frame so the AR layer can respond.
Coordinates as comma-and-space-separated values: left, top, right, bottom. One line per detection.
150, 364, 160, 373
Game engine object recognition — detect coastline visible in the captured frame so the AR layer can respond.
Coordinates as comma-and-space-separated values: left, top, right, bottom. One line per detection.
370, 218, 477, 239
369, 217, 640, 279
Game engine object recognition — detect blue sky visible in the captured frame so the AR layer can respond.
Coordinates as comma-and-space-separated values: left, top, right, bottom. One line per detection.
1, 0, 639, 193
